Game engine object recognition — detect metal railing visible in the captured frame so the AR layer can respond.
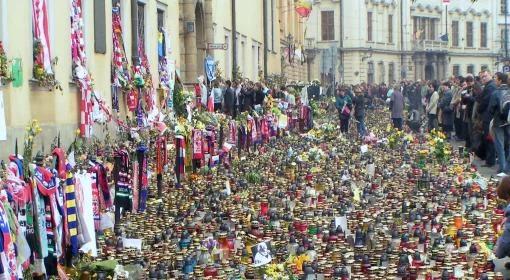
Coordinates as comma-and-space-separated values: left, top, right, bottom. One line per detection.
412, 40, 448, 51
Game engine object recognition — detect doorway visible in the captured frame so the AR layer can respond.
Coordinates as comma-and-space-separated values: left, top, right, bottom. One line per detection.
425, 64, 434, 81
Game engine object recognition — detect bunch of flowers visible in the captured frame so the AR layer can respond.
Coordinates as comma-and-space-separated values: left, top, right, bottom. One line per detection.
262, 263, 298, 280
386, 126, 405, 149
22, 119, 43, 170
427, 129, 451, 164
33, 39, 62, 91
0, 41, 11, 81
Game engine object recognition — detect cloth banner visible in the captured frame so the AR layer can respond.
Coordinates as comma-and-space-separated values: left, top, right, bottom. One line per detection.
32, 0, 53, 74
204, 56, 216, 82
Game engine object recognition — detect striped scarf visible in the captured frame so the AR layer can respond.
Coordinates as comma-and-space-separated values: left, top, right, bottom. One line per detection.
156, 137, 168, 174
64, 172, 78, 256
0, 196, 16, 280
137, 146, 148, 212
175, 136, 186, 186
132, 160, 139, 213
70, 0, 93, 138
114, 150, 132, 210
32, 0, 52, 74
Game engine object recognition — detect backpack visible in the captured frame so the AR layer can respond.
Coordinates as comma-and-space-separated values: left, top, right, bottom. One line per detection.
499, 87, 510, 124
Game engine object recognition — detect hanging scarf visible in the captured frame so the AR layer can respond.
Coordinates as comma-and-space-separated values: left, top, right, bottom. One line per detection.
132, 160, 139, 214
88, 163, 112, 211
32, 0, 52, 74
111, 4, 130, 111
261, 118, 269, 141
156, 137, 168, 174
229, 120, 237, 144
71, 0, 94, 138
192, 130, 203, 160
0, 192, 16, 280
114, 150, 132, 211
137, 146, 148, 212
64, 172, 78, 256
175, 136, 186, 186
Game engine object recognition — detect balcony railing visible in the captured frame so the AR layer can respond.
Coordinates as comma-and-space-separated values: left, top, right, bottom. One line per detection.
412, 40, 448, 52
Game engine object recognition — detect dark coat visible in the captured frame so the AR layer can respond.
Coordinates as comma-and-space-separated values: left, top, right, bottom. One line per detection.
223, 87, 235, 114
353, 95, 365, 119
477, 80, 497, 126
439, 89, 454, 127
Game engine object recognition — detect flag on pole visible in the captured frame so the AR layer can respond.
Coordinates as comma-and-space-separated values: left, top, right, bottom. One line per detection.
442, 0, 450, 5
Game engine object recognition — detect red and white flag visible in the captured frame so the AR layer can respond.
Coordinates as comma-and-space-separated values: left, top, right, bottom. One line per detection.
32, 0, 52, 73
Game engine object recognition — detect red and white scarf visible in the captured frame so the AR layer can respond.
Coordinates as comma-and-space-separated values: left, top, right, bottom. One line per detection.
32, 0, 52, 74
70, 0, 93, 138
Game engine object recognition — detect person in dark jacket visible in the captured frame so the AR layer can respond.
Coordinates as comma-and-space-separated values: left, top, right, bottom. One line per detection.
488, 72, 510, 174
477, 71, 497, 167
352, 86, 366, 138
461, 75, 476, 149
335, 89, 353, 134
223, 80, 235, 116
254, 82, 265, 106
495, 176, 510, 258
242, 82, 255, 111
438, 82, 454, 139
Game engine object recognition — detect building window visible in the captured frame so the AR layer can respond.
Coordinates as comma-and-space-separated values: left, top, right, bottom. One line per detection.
453, 65, 460, 77
388, 63, 395, 83
481, 65, 488, 72
452, 21, 459, 46
321, 11, 334, 41
428, 18, 435, 40
502, 0, 507, 14
388, 15, 393, 43
367, 12, 373, 41
241, 40, 246, 73
367, 62, 374, 84
466, 22, 473, 47
467, 65, 475, 74
157, 8, 165, 59
480, 22, 487, 48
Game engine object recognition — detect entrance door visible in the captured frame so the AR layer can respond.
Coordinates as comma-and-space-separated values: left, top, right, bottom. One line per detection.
425, 64, 434, 81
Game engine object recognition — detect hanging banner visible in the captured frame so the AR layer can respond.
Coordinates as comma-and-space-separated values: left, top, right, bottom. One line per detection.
204, 56, 216, 82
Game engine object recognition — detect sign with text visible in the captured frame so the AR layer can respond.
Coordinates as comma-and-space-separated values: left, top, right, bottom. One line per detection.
207, 43, 228, 50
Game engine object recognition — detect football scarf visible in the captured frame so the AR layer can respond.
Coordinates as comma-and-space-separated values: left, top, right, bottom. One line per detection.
64, 172, 78, 256
0, 195, 16, 280
175, 135, 186, 186
136, 146, 149, 212
114, 149, 132, 211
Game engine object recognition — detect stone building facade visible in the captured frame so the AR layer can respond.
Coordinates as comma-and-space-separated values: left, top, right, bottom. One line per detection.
306, 0, 501, 86
178, 0, 308, 83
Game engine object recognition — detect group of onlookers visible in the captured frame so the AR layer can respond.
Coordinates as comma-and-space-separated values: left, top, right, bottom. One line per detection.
334, 70, 510, 176
194, 77, 303, 118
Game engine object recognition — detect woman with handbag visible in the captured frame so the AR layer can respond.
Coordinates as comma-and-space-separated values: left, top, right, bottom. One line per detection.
335, 88, 353, 134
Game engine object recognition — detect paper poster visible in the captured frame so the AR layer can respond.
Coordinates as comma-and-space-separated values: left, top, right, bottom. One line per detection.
11, 58, 22, 88
334, 216, 348, 233
278, 115, 288, 129
252, 241, 272, 267
0, 91, 6, 141
122, 238, 142, 251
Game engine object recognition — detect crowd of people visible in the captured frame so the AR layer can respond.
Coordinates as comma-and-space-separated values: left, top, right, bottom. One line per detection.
333, 71, 510, 177
194, 78, 310, 118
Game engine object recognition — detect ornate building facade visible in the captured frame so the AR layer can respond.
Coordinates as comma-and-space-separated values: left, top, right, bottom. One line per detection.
306, 0, 501, 86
